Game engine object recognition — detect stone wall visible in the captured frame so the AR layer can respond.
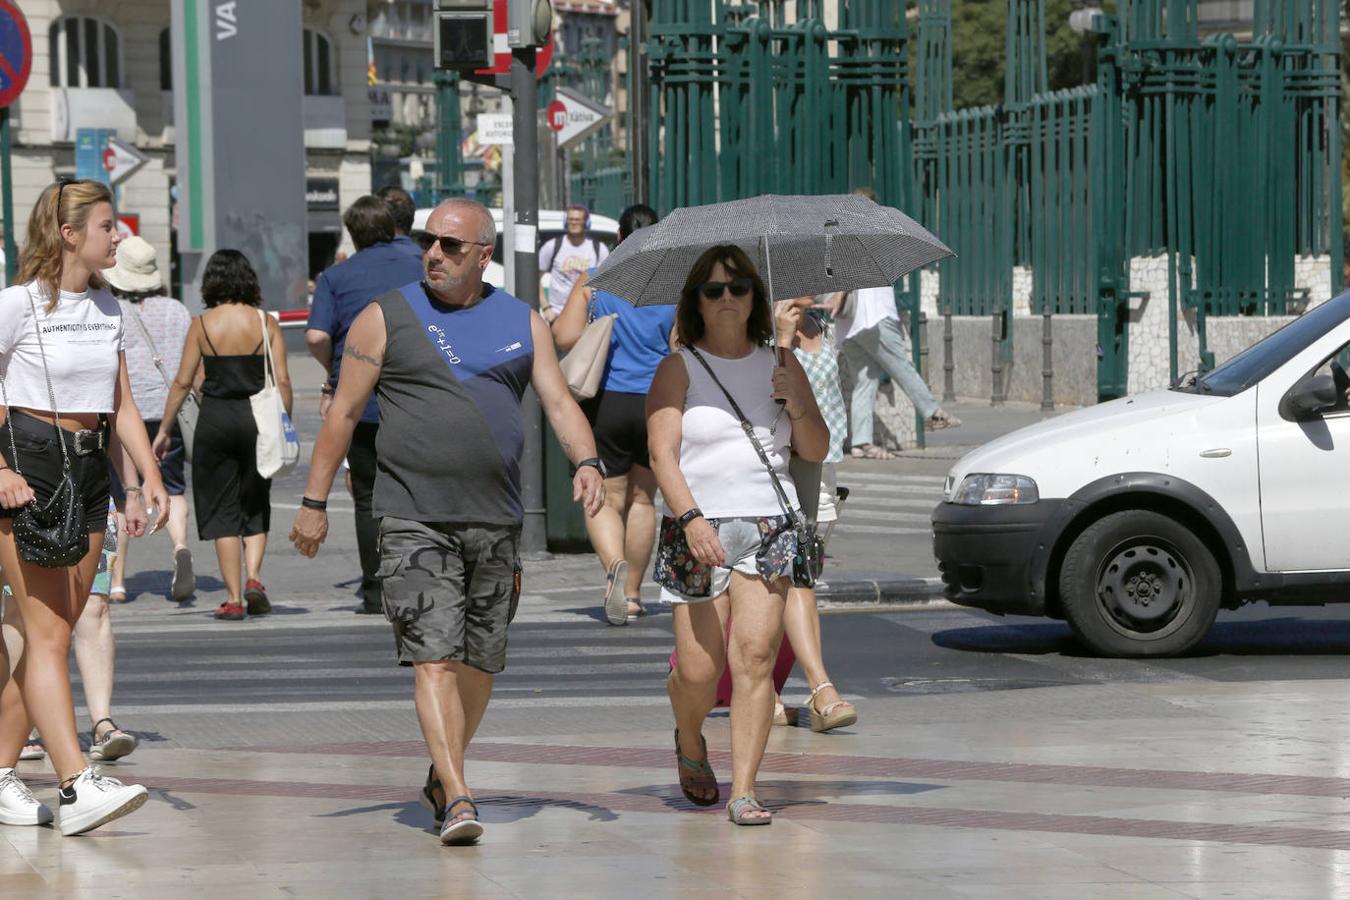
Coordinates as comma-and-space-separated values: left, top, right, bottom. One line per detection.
925, 313, 1098, 408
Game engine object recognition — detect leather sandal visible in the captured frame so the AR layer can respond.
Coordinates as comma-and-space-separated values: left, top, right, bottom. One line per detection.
440, 795, 483, 845
806, 681, 858, 733
727, 795, 772, 825
674, 729, 719, 807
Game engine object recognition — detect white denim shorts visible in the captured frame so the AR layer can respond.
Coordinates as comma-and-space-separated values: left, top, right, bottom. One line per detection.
661, 516, 792, 605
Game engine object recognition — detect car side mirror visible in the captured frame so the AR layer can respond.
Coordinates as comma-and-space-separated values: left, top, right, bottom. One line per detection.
1286, 374, 1339, 420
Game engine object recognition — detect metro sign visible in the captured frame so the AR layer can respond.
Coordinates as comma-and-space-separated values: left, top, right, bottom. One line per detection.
474, 0, 552, 78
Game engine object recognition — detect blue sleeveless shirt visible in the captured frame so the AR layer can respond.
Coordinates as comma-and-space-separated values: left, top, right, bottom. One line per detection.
588, 269, 674, 394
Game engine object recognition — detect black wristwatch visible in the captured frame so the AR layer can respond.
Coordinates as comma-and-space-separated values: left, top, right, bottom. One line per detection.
677, 507, 704, 529
576, 457, 606, 477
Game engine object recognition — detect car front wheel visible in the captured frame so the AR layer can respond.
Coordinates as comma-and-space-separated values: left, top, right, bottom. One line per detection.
1058, 509, 1222, 657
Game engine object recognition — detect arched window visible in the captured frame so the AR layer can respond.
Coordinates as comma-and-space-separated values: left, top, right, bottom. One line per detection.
48, 16, 122, 88
302, 28, 337, 96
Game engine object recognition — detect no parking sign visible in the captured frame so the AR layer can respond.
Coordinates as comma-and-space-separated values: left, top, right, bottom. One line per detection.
0, 1, 32, 109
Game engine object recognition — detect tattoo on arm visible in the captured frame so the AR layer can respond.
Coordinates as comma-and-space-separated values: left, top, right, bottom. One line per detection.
343, 343, 380, 366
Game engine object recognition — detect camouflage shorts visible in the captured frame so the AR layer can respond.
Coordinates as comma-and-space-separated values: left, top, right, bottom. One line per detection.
377, 517, 522, 674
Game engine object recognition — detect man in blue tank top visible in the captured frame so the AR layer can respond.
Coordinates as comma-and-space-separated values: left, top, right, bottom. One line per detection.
289, 198, 605, 846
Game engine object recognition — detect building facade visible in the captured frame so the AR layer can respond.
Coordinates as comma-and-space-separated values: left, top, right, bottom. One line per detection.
8, 0, 373, 299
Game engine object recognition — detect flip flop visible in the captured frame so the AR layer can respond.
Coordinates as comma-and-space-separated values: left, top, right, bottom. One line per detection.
625, 597, 646, 622
727, 795, 772, 825
603, 559, 628, 626
674, 729, 719, 807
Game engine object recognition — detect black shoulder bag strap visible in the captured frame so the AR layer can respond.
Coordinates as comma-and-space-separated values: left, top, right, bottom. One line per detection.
685, 346, 801, 528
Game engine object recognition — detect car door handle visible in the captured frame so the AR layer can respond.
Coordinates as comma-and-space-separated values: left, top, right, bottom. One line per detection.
1199, 448, 1232, 458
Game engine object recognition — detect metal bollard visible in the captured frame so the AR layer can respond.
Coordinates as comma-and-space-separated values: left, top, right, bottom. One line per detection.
943, 312, 955, 403
1041, 309, 1054, 411
918, 311, 929, 385
990, 312, 1003, 406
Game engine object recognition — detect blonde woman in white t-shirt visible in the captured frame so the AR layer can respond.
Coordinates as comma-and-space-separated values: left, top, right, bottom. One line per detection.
0, 179, 169, 837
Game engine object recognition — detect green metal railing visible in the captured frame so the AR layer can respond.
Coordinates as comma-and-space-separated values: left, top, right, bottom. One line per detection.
568, 165, 632, 220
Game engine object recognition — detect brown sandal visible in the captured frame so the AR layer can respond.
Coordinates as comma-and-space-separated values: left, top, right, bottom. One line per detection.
674, 729, 719, 807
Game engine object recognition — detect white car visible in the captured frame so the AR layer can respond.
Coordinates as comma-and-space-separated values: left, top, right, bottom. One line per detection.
412, 206, 620, 304
933, 292, 1350, 657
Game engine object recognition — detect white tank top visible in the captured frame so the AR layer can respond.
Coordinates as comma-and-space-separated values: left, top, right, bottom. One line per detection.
671, 345, 799, 519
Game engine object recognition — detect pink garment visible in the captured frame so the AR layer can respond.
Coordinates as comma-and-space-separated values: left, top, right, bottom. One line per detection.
668, 617, 797, 708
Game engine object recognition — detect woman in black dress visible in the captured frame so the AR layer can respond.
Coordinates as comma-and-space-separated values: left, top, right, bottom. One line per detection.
155, 250, 292, 620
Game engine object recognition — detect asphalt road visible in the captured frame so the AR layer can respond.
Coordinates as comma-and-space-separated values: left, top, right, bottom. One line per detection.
83, 600, 1350, 724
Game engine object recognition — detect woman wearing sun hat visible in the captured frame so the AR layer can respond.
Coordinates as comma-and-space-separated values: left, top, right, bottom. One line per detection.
103, 236, 195, 603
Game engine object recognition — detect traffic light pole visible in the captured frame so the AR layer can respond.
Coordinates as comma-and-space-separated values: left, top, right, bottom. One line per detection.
511, 45, 547, 557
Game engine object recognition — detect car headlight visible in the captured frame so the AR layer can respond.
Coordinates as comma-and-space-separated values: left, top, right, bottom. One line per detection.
951, 473, 1039, 506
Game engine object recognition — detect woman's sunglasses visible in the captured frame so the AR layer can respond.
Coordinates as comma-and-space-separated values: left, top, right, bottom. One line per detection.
699, 277, 753, 300
416, 232, 492, 256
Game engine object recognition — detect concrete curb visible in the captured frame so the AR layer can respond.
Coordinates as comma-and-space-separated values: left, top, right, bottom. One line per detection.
816, 575, 947, 606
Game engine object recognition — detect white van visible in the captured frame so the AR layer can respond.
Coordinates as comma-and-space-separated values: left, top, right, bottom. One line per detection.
411, 207, 620, 304
933, 292, 1350, 657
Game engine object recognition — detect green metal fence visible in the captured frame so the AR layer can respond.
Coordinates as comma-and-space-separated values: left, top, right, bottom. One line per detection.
646, 1, 908, 211
568, 165, 632, 220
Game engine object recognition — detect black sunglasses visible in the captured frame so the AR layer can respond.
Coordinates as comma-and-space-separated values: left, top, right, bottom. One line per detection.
416, 232, 492, 256
699, 277, 753, 300
55, 176, 83, 209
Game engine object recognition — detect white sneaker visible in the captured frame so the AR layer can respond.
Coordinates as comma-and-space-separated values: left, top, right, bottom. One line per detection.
57, 767, 147, 836
0, 768, 53, 825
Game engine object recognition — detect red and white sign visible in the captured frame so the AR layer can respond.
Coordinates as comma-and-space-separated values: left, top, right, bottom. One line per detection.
116, 213, 139, 238
474, 0, 554, 78
102, 135, 148, 185
0, 1, 33, 109
546, 87, 611, 150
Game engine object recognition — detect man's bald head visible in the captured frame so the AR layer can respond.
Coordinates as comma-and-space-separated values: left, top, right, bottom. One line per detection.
428, 198, 495, 247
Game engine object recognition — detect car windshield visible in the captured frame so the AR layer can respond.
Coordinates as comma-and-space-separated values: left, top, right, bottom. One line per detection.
1177, 293, 1350, 396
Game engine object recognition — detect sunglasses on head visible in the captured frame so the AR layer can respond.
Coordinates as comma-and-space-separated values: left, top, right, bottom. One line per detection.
699, 277, 753, 300
416, 233, 492, 255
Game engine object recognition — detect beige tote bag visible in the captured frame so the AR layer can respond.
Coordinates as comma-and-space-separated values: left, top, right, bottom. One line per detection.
559, 313, 617, 401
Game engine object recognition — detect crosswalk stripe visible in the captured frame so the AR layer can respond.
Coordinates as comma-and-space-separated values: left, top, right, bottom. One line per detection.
91, 661, 674, 683
830, 523, 931, 536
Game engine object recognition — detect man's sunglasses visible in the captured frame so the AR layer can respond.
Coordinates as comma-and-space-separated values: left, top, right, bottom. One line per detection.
699, 277, 753, 300
416, 232, 492, 255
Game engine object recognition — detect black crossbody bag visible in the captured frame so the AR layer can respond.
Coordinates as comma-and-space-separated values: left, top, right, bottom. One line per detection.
0, 289, 88, 567
686, 347, 823, 588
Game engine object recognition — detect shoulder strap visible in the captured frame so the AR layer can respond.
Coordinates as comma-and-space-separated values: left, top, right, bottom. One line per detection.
128, 305, 176, 391
258, 309, 277, 389
200, 316, 219, 355
591, 236, 601, 258
3, 287, 72, 474
686, 346, 798, 523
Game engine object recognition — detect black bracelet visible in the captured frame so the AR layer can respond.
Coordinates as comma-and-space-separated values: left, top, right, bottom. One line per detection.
677, 507, 704, 529
301, 496, 328, 510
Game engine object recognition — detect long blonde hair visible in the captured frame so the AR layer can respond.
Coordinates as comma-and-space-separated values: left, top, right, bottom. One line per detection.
17, 179, 114, 312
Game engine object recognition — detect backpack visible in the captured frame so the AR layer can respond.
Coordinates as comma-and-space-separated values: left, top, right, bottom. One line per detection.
545, 234, 603, 267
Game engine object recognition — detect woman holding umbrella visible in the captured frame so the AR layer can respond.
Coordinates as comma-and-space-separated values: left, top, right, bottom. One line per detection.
647, 245, 829, 825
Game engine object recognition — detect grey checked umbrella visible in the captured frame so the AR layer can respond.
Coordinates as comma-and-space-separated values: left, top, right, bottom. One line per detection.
586, 193, 953, 306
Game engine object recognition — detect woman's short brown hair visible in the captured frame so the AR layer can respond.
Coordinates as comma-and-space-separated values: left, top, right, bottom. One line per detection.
676, 245, 772, 348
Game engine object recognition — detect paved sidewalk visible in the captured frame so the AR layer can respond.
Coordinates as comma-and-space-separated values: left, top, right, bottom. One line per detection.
8, 664, 1350, 897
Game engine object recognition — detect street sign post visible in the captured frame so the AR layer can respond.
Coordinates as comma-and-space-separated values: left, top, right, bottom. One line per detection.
547, 87, 611, 150
0, 0, 32, 286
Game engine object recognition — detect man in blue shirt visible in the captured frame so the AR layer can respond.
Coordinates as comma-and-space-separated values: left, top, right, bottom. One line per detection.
377, 185, 425, 264
306, 195, 426, 613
